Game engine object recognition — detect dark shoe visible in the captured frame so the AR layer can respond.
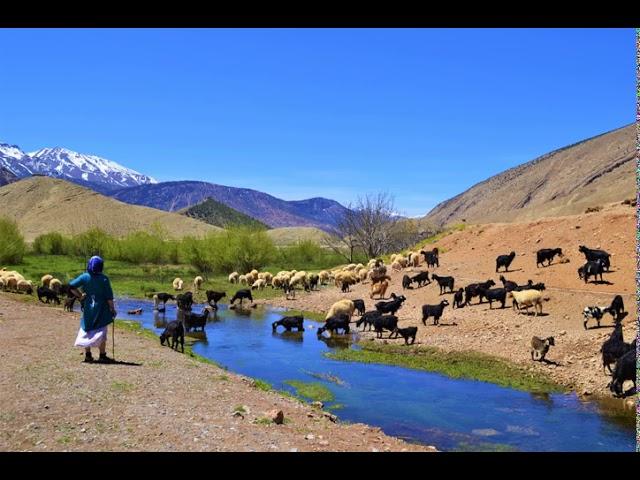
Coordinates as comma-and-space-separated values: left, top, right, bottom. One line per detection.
97, 353, 116, 364
83, 352, 94, 363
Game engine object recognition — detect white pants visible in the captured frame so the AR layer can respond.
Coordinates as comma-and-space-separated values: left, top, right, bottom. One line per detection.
74, 326, 108, 348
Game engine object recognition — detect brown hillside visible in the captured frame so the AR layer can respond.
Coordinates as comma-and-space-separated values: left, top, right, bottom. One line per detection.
0, 176, 221, 242
424, 125, 635, 227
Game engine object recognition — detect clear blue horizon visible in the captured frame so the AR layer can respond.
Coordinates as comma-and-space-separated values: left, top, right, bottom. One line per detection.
1, 28, 634, 216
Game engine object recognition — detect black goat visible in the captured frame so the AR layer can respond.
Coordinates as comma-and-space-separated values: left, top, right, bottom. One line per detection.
272, 316, 305, 332
183, 307, 212, 332
411, 271, 431, 287
530, 336, 555, 361
394, 326, 418, 345
375, 294, 406, 315
421, 300, 449, 326
464, 279, 495, 305
606, 295, 625, 320
355, 310, 382, 331
499, 275, 518, 292
160, 321, 185, 353
608, 346, 636, 397
495, 251, 516, 272
308, 274, 319, 291
420, 249, 439, 268
536, 248, 563, 267
580, 259, 605, 284
230, 289, 253, 305
37, 286, 60, 305
317, 314, 351, 336
352, 299, 366, 316
205, 290, 226, 307
63, 295, 76, 312
431, 274, 454, 294
452, 288, 465, 308
600, 323, 632, 374
579, 245, 611, 271
176, 291, 194, 311
373, 314, 399, 338
402, 275, 413, 290
154, 292, 175, 308
478, 287, 507, 309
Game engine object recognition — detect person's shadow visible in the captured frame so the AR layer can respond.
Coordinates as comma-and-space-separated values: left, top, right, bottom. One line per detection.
94, 359, 142, 366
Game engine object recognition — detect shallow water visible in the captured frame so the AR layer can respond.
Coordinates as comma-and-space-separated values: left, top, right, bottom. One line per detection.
113, 298, 635, 452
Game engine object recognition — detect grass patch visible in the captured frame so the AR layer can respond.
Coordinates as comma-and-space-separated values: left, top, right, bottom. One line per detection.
253, 379, 273, 392
284, 380, 335, 402
111, 381, 134, 393
325, 342, 564, 394
233, 405, 247, 414
254, 417, 273, 426
326, 403, 345, 411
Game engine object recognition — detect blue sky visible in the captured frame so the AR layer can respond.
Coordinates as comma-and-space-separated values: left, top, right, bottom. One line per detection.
0, 28, 634, 216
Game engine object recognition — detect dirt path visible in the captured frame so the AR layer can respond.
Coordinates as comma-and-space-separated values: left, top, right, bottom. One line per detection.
263, 205, 638, 400
0, 295, 435, 452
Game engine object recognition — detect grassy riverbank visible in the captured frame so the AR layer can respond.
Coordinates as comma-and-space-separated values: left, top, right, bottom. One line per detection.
325, 341, 565, 394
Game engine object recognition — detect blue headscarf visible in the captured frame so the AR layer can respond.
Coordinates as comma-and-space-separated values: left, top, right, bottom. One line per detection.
87, 256, 104, 275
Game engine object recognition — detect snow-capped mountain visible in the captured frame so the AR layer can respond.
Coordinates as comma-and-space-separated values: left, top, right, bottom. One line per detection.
0, 143, 156, 190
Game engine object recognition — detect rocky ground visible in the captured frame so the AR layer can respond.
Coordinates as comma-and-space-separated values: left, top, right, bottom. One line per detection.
264, 203, 637, 401
0, 295, 435, 452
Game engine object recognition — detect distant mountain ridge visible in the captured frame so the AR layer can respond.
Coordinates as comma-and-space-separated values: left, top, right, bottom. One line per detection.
110, 181, 350, 233
0, 143, 156, 191
180, 198, 269, 230
422, 124, 635, 227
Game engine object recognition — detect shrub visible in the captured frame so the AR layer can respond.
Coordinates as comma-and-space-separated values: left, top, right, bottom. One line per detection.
32, 232, 71, 255
0, 217, 26, 264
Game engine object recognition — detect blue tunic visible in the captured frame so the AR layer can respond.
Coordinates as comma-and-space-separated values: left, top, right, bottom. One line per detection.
69, 272, 115, 331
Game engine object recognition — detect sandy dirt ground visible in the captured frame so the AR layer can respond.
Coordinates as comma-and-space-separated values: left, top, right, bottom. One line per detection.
0, 295, 436, 452
264, 203, 638, 400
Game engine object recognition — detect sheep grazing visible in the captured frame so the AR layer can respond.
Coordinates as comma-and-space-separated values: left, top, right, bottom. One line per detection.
205, 290, 226, 307
583, 306, 609, 329
272, 316, 305, 332
508, 289, 545, 316
580, 259, 605, 284
230, 289, 253, 306
252, 278, 267, 291
228, 272, 239, 284
49, 278, 62, 294
16, 280, 34, 295
172, 277, 184, 291
325, 299, 355, 321
373, 314, 400, 339
499, 275, 518, 292
495, 251, 516, 272
370, 280, 389, 300
408, 252, 421, 267
530, 336, 555, 362
308, 273, 320, 291
37, 286, 60, 305
41, 274, 53, 287
318, 271, 330, 285
600, 323, 633, 374
478, 287, 507, 309
606, 295, 625, 320
411, 271, 431, 288
317, 314, 351, 336
536, 248, 563, 267
176, 292, 194, 311
394, 326, 418, 345
340, 276, 356, 293
464, 279, 496, 305
391, 261, 403, 272
402, 275, 413, 290
431, 274, 454, 294
608, 347, 636, 397
160, 321, 185, 353
355, 310, 382, 331
352, 299, 365, 316
421, 300, 449, 326
578, 245, 611, 271
282, 280, 296, 300
238, 275, 248, 285
184, 306, 214, 332
453, 288, 465, 308
375, 294, 406, 316
193, 276, 204, 292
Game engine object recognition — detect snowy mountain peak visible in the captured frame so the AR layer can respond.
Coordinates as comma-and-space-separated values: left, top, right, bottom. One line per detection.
0, 141, 157, 190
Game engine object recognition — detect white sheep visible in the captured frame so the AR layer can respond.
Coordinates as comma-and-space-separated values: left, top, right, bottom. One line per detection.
290, 271, 308, 290
508, 290, 546, 316
41, 274, 54, 287
409, 252, 421, 267
325, 299, 355, 321
228, 272, 239, 284
252, 278, 266, 290
172, 277, 184, 291
193, 276, 204, 292
391, 261, 402, 271
318, 270, 330, 285
17, 280, 34, 294
49, 278, 62, 293
238, 274, 248, 285
358, 268, 369, 282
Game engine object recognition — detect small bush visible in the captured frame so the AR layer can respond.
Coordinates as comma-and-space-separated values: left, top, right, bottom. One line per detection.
0, 217, 26, 264
585, 206, 602, 214
32, 232, 71, 255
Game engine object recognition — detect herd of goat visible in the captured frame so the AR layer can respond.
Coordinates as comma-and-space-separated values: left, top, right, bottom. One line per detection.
0, 242, 634, 398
